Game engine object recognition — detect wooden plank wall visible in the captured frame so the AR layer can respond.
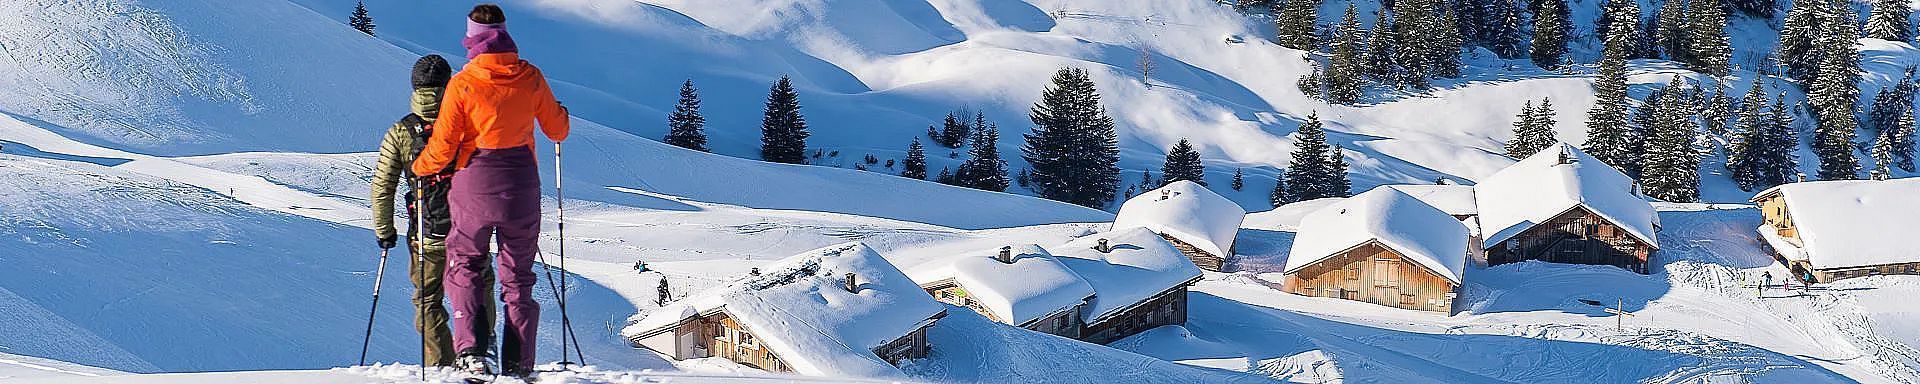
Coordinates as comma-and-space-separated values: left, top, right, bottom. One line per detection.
1282, 241, 1457, 312
1487, 207, 1651, 273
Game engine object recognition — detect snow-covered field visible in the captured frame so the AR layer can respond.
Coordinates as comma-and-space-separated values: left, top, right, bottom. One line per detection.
2, 0, 1918, 383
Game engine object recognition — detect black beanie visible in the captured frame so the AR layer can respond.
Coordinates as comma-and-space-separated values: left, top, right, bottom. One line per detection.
411, 55, 452, 88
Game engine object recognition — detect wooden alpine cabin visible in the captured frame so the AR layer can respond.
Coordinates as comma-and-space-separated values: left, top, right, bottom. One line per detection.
624, 243, 947, 377
1114, 180, 1247, 272
1052, 227, 1206, 344
1751, 178, 1920, 282
1474, 143, 1659, 273
1283, 187, 1469, 312
908, 244, 1096, 339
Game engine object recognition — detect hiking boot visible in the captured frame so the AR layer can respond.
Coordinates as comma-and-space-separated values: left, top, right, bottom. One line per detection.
455, 352, 496, 376
500, 363, 533, 379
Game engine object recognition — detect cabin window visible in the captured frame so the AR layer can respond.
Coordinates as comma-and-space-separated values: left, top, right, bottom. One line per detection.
1400, 294, 1416, 305
1374, 259, 1400, 288
1599, 225, 1614, 238
738, 331, 758, 349
1057, 315, 1069, 330
1345, 266, 1360, 280
1341, 289, 1359, 300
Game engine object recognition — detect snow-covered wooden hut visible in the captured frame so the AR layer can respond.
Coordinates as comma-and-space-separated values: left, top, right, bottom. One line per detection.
1052, 227, 1205, 344
1474, 143, 1659, 273
908, 244, 1096, 338
623, 243, 947, 377
1283, 188, 1469, 312
1750, 178, 1920, 282
1113, 181, 1247, 271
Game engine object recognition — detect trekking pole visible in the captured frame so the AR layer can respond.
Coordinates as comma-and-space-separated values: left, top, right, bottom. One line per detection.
413, 180, 428, 381
553, 142, 585, 365
359, 248, 390, 366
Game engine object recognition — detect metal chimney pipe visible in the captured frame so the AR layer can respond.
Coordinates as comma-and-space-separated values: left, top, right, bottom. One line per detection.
844, 273, 858, 293
1097, 239, 1111, 253
997, 246, 1014, 264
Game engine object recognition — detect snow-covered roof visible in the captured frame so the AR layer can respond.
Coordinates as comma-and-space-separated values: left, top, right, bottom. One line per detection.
1473, 143, 1658, 249
906, 244, 1095, 326
1051, 227, 1204, 323
1750, 179, 1920, 270
625, 243, 946, 378
1383, 184, 1478, 217
1284, 188, 1470, 284
1113, 181, 1246, 258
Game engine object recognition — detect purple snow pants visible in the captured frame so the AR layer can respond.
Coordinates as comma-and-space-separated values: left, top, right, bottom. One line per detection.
445, 145, 542, 370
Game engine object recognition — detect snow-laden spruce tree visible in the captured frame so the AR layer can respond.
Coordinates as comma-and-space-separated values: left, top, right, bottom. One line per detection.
1808, 14, 1862, 180
1161, 138, 1206, 186
665, 80, 709, 152
1507, 99, 1560, 158
1268, 172, 1289, 207
1763, 93, 1804, 186
1728, 84, 1769, 190
1587, 14, 1640, 176
1231, 168, 1245, 191
956, 124, 1010, 192
1531, 0, 1571, 70
902, 139, 927, 180
1701, 86, 1733, 136
1655, 0, 1688, 62
1285, 112, 1350, 202
1429, 6, 1465, 78
1327, 5, 1366, 104
1364, 11, 1405, 86
1779, 0, 1818, 80
1274, 0, 1320, 50
1865, 0, 1914, 42
1687, 0, 1732, 76
1729, 0, 1775, 18
1490, 0, 1526, 59
1023, 68, 1120, 208
350, 1, 375, 36
1868, 74, 1918, 171
1597, 0, 1649, 59
939, 112, 969, 148
1641, 79, 1703, 202
760, 76, 810, 164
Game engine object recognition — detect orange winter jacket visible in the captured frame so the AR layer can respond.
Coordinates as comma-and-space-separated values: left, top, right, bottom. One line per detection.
413, 52, 569, 175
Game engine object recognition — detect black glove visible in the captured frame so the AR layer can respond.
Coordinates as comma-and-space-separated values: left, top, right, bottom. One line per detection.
378, 234, 398, 250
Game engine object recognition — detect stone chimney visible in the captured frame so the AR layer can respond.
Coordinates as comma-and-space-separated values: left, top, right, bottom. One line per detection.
996, 246, 1014, 264
1096, 238, 1111, 253
1557, 147, 1575, 165
844, 273, 859, 293
749, 267, 760, 276
1158, 189, 1170, 201
1796, 172, 1806, 183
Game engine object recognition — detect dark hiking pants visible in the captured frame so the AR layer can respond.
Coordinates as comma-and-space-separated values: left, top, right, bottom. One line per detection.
445, 146, 542, 371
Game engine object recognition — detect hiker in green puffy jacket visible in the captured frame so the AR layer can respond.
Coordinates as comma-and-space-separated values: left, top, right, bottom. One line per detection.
371, 54, 495, 367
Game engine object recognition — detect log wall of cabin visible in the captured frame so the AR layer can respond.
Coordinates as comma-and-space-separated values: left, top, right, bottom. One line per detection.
1162, 234, 1225, 272
1281, 242, 1457, 312
1487, 207, 1652, 273
1080, 285, 1189, 344
871, 324, 934, 365
1019, 305, 1084, 339
705, 314, 789, 372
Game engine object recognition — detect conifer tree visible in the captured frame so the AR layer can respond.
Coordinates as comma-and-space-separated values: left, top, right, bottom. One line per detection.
939, 112, 970, 148
1641, 79, 1702, 202
1596, 0, 1645, 58
1728, 84, 1770, 190
1779, 0, 1822, 81
1023, 68, 1121, 208
1809, 13, 1862, 180
956, 124, 1011, 191
1760, 93, 1804, 187
1231, 168, 1246, 190
350, 1, 376, 36
1161, 139, 1207, 186
1364, 11, 1406, 85
1656, 0, 1689, 62
1729, 0, 1775, 18
1687, 0, 1732, 75
1509, 100, 1540, 157
1587, 15, 1639, 176
1490, 0, 1527, 59
1869, 74, 1919, 171
1430, 5, 1465, 78
1285, 112, 1349, 201
1275, 0, 1322, 50
1702, 86, 1733, 136
1269, 172, 1290, 207
1531, 0, 1571, 70
760, 76, 810, 164
1393, 0, 1437, 84
1866, 0, 1914, 42
1298, 63, 1327, 100
936, 167, 955, 185
664, 79, 709, 152
902, 139, 927, 180
1510, 98, 1561, 157
1327, 5, 1366, 104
